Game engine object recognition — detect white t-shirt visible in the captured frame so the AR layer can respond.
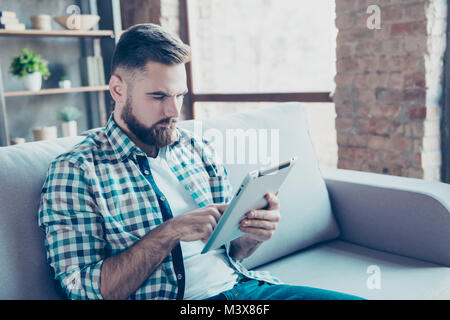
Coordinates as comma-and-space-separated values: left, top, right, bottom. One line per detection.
147, 147, 239, 300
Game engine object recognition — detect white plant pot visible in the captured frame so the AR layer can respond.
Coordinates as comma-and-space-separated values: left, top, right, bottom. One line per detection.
31, 15, 52, 31
61, 120, 78, 137
23, 72, 42, 92
32, 126, 57, 141
58, 80, 72, 89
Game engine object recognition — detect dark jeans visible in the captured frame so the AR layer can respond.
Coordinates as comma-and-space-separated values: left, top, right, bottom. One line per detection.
205, 278, 366, 300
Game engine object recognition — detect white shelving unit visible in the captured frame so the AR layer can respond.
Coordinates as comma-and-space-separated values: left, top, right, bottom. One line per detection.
0, 0, 122, 146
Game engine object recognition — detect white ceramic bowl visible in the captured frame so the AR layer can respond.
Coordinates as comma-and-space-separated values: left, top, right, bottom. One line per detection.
53, 14, 100, 31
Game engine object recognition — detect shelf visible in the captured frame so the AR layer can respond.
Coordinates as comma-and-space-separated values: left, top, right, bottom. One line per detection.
0, 29, 114, 37
0, 1, 122, 147
4, 85, 109, 97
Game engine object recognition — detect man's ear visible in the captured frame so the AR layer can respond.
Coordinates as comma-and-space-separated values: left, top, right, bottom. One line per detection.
109, 73, 127, 106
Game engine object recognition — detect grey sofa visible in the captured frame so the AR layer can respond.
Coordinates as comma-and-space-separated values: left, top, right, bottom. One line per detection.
0, 103, 449, 299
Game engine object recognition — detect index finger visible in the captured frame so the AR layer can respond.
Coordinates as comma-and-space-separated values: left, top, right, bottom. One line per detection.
247, 209, 280, 222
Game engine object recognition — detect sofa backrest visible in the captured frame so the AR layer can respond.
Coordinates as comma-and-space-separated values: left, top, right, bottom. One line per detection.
0, 136, 84, 299
0, 102, 339, 299
178, 103, 340, 269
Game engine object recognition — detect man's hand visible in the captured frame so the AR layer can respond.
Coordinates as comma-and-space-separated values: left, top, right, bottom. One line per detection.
239, 191, 280, 241
168, 203, 228, 242
100, 203, 228, 300
230, 191, 280, 260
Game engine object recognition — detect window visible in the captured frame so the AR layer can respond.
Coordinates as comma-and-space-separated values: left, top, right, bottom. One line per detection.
184, 0, 338, 168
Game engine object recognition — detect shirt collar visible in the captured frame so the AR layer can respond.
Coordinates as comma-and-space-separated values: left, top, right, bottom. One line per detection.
104, 112, 181, 162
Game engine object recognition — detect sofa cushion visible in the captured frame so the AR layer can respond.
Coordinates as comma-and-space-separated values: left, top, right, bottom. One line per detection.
255, 240, 450, 300
0, 136, 83, 299
178, 102, 340, 269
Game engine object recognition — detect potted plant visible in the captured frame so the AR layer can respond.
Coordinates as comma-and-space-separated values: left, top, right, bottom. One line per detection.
9, 48, 51, 91
58, 76, 72, 89
56, 106, 81, 137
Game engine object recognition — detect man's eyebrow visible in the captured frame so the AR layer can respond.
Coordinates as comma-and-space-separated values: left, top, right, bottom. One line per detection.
146, 91, 168, 96
146, 90, 189, 96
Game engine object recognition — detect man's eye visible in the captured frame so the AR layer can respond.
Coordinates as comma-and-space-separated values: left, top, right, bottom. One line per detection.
152, 96, 165, 101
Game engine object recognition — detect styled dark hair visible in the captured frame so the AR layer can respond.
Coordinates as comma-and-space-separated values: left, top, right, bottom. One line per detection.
111, 23, 191, 75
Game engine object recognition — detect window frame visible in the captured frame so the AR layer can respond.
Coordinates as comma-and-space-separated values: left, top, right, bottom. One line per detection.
179, 0, 333, 120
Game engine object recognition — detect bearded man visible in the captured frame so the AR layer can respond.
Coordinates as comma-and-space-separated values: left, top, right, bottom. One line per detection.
38, 23, 363, 301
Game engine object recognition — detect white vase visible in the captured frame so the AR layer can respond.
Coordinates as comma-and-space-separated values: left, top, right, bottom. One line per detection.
23, 72, 42, 91
61, 120, 78, 137
32, 126, 58, 141
58, 80, 72, 89
31, 15, 52, 31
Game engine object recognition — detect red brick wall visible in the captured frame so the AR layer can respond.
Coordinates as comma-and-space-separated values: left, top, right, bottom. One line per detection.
120, 0, 180, 35
334, 0, 446, 180
120, 0, 161, 30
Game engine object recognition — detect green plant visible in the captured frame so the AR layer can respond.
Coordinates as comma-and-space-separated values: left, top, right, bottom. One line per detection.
59, 76, 68, 81
56, 106, 81, 122
9, 48, 51, 79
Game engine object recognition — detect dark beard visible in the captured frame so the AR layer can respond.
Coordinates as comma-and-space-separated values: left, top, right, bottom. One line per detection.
120, 96, 178, 148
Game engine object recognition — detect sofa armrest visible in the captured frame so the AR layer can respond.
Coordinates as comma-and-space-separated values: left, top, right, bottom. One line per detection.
321, 168, 450, 267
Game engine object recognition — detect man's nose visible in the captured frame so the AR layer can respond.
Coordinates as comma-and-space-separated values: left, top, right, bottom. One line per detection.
163, 96, 182, 118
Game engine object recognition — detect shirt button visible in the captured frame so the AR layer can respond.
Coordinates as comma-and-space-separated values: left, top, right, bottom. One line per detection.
143, 170, 150, 175
160, 196, 166, 202
177, 274, 183, 280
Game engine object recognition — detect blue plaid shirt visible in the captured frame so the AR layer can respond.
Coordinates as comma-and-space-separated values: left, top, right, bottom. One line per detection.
38, 113, 280, 300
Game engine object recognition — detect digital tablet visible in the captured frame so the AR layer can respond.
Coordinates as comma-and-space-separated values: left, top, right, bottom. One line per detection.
201, 156, 297, 254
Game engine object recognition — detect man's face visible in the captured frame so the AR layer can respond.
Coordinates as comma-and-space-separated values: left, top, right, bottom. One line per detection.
116, 61, 188, 148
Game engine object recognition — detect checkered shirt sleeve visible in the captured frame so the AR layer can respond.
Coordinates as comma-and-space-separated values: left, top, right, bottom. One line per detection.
38, 159, 106, 300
